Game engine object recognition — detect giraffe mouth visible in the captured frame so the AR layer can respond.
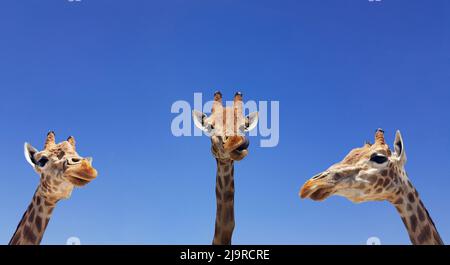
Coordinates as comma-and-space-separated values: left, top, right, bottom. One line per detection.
223, 136, 249, 152
65, 160, 98, 187
300, 179, 334, 201
236, 137, 249, 151
229, 137, 249, 161
66, 175, 91, 186
213, 136, 250, 161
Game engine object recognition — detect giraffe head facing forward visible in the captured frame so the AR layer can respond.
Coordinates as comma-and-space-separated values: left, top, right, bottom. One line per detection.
300, 129, 408, 203
24, 132, 98, 202
193, 91, 258, 161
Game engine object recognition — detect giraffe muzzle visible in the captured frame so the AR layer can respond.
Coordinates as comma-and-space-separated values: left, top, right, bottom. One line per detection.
300, 177, 334, 201
236, 137, 249, 151
229, 137, 250, 161
65, 159, 98, 186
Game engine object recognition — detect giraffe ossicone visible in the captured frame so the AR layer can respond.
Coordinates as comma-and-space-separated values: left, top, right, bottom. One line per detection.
192, 91, 258, 245
300, 129, 444, 245
9, 131, 98, 245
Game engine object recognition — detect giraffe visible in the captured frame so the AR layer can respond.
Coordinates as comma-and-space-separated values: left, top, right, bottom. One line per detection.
9, 131, 98, 245
300, 129, 444, 245
192, 91, 258, 245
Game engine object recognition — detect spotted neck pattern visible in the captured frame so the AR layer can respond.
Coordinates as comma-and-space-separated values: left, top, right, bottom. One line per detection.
9, 187, 57, 245
213, 159, 235, 245
388, 166, 443, 245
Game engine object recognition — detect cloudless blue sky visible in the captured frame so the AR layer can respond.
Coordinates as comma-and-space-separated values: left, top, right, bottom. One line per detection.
0, 0, 449, 244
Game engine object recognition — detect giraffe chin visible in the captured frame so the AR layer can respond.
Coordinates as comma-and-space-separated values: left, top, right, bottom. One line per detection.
66, 175, 92, 187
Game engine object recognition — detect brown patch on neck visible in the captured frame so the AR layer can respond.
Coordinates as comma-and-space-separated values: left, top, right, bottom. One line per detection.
9, 190, 57, 245
213, 159, 235, 245
391, 181, 444, 245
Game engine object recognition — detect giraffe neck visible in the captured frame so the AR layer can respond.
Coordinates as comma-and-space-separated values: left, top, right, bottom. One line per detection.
391, 178, 443, 245
212, 158, 235, 245
9, 187, 57, 245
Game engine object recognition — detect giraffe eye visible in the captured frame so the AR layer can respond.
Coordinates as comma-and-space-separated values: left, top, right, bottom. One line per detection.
37, 157, 49, 167
370, 153, 387, 164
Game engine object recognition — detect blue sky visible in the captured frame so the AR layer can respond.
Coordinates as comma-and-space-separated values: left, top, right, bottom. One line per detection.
0, 0, 449, 244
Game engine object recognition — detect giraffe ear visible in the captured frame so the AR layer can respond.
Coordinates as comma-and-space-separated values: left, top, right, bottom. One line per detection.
394, 130, 406, 163
24, 143, 38, 167
245, 112, 258, 132
192, 110, 210, 132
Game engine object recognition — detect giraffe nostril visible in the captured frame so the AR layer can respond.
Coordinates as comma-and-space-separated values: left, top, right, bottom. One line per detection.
332, 173, 343, 181
67, 157, 82, 165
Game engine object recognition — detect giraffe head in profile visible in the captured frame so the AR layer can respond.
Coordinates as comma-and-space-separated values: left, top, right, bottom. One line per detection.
300, 129, 444, 245
192, 91, 258, 161
300, 129, 407, 203
24, 131, 98, 202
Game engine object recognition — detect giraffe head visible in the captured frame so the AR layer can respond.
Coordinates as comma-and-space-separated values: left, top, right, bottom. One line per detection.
24, 132, 98, 202
193, 91, 258, 161
300, 129, 408, 203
